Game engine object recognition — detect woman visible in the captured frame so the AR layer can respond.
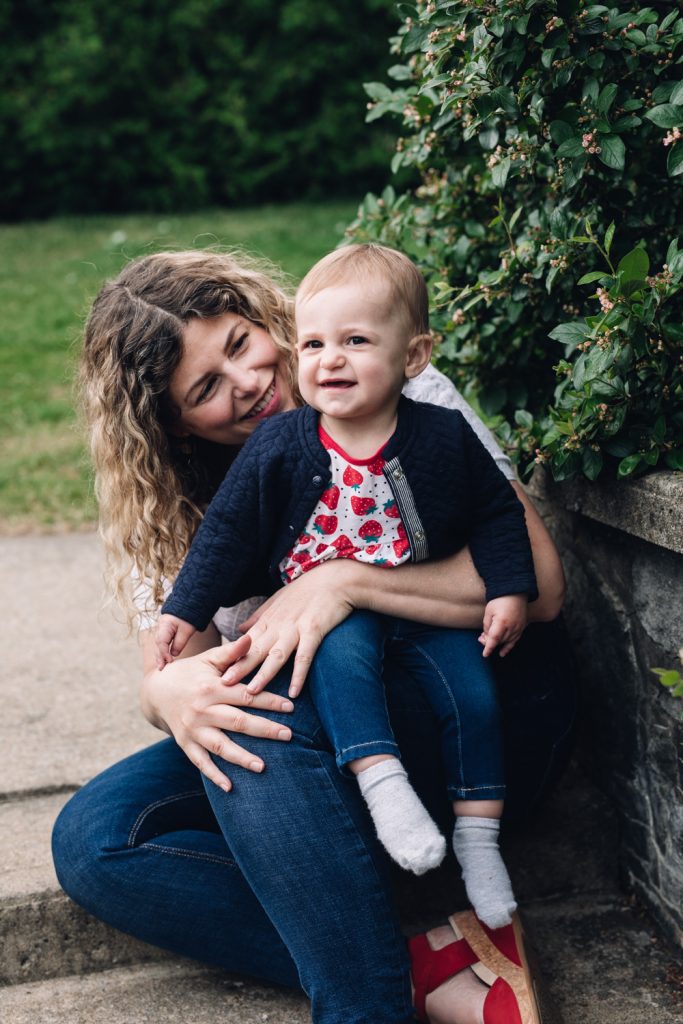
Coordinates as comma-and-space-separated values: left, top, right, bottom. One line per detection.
52, 249, 574, 1024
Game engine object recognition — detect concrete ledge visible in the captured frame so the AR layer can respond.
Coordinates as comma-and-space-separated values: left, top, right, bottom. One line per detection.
529, 469, 683, 555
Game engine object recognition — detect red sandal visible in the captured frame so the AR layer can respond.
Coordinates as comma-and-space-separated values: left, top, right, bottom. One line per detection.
408, 910, 543, 1024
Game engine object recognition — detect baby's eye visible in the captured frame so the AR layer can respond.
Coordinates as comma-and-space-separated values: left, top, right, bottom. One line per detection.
347, 335, 368, 346
300, 338, 323, 349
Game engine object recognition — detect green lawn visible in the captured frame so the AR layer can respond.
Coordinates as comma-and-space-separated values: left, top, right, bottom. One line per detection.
0, 201, 357, 532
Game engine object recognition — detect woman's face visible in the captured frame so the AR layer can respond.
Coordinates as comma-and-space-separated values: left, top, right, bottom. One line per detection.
168, 313, 296, 446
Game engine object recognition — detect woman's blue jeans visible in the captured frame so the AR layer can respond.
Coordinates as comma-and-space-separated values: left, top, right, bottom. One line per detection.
310, 612, 505, 801
52, 619, 576, 1024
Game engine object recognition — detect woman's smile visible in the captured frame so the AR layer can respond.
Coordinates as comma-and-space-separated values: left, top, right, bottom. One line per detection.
241, 377, 279, 420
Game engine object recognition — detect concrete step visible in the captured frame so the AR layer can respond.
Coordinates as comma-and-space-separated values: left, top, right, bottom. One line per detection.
2, 532, 683, 1021
0, 961, 310, 1024
0, 792, 170, 987
2, 895, 681, 1024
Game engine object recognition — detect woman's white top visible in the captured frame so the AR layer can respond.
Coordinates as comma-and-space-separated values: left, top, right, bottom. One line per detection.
135, 364, 515, 637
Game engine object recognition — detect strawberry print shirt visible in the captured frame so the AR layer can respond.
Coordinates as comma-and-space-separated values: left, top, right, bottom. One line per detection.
279, 425, 411, 584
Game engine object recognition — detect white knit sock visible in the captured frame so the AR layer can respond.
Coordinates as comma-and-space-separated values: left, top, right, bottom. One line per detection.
452, 816, 517, 929
356, 758, 446, 875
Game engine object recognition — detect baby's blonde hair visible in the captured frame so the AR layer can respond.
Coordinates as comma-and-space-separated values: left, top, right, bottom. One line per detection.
296, 243, 430, 335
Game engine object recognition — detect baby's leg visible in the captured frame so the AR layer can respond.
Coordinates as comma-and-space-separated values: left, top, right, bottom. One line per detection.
353, 755, 446, 874
392, 622, 516, 926
451, 799, 516, 929
309, 611, 445, 875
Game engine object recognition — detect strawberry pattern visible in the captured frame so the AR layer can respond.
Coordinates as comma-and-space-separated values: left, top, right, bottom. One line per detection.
279, 427, 411, 583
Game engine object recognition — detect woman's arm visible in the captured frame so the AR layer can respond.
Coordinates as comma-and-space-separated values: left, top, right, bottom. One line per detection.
232, 483, 565, 696
139, 624, 295, 792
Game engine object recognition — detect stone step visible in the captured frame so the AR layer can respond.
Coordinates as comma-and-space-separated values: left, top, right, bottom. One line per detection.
0, 792, 170, 987
2, 897, 682, 1024
0, 961, 310, 1024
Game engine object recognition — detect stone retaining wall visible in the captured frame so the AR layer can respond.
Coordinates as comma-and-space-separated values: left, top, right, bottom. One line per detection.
528, 469, 683, 947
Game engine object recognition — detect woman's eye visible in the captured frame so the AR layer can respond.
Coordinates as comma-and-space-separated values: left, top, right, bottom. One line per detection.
196, 377, 217, 403
231, 332, 248, 355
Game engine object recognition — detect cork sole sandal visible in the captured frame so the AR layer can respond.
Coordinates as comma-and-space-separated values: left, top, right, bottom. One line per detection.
409, 910, 543, 1024
450, 910, 542, 1024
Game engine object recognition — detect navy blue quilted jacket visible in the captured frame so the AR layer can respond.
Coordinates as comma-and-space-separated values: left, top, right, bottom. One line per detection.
163, 396, 538, 630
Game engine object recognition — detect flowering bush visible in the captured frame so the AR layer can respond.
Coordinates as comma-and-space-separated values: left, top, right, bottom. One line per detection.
348, 0, 683, 480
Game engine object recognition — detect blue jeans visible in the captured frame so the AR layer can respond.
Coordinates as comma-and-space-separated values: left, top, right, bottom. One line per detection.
52, 619, 577, 1024
310, 612, 504, 801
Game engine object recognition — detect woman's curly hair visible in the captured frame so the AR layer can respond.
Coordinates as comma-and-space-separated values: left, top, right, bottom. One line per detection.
79, 249, 297, 629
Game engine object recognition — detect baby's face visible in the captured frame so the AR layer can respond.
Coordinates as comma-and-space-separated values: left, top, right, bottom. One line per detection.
295, 278, 415, 425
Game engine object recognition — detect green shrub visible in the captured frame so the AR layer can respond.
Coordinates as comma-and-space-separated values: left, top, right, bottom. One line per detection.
0, 0, 396, 218
348, 0, 683, 480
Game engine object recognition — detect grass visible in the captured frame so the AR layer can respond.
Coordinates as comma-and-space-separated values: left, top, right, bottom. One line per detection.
0, 201, 357, 532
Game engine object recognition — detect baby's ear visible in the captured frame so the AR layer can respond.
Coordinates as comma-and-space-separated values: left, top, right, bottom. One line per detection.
405, 333, 433, 379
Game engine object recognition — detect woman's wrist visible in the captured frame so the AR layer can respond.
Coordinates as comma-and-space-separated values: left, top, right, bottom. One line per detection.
139, 668, 170, 734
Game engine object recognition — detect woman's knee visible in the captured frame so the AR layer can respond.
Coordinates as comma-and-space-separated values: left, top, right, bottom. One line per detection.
52, 786, 107, 904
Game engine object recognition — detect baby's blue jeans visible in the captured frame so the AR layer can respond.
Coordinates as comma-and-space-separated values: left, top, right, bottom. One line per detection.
310, 611, 505, 802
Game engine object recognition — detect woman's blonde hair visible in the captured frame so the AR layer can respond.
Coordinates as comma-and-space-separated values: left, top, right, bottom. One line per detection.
80, 249, 296, 627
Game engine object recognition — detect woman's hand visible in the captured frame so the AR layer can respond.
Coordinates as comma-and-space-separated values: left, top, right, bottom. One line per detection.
140, 633, 295, 793
223, 560, 357, 698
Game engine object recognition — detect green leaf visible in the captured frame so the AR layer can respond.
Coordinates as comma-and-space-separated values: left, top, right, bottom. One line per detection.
563, 158, 587, 188
653, 669, 683, 688
549, 322, 588, 347
557, 137, 585, 158
597, 84, 618, 116
509, 206, 523, 230
582, 447, 604, 480
618, 453, 643, 476
617, 246, 650, 282
479, 128, 499, 150
577, 271, 607, 285
660, 10, 680, 32
666, 238, 680, 265
653, 415, 667, 443
670, 82, 683, 106
598, 135, 626, 171
549, 120, 576, 144
583, 78, 599, 105
515, 409, 534, 430
388, 64, 413, 82
605, 222, 615, 255
645, 104, 683, 130
491, 157, 511, 188
665, 449, 683, 470
364, 82, 394, 102
668, 143, 683, 176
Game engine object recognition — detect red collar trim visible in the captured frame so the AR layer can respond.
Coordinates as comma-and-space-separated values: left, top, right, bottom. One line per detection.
318, 423, 387, 466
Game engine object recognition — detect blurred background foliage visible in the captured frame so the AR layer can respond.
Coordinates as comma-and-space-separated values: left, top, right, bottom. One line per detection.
0, 0, 399, 219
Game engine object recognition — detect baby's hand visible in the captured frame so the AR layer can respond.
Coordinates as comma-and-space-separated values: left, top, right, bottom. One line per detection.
155, 614, 197, 670
479, 595, 528, 659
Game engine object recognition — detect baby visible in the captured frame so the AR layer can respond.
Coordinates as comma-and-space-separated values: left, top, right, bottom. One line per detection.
156, 243, 538, 928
